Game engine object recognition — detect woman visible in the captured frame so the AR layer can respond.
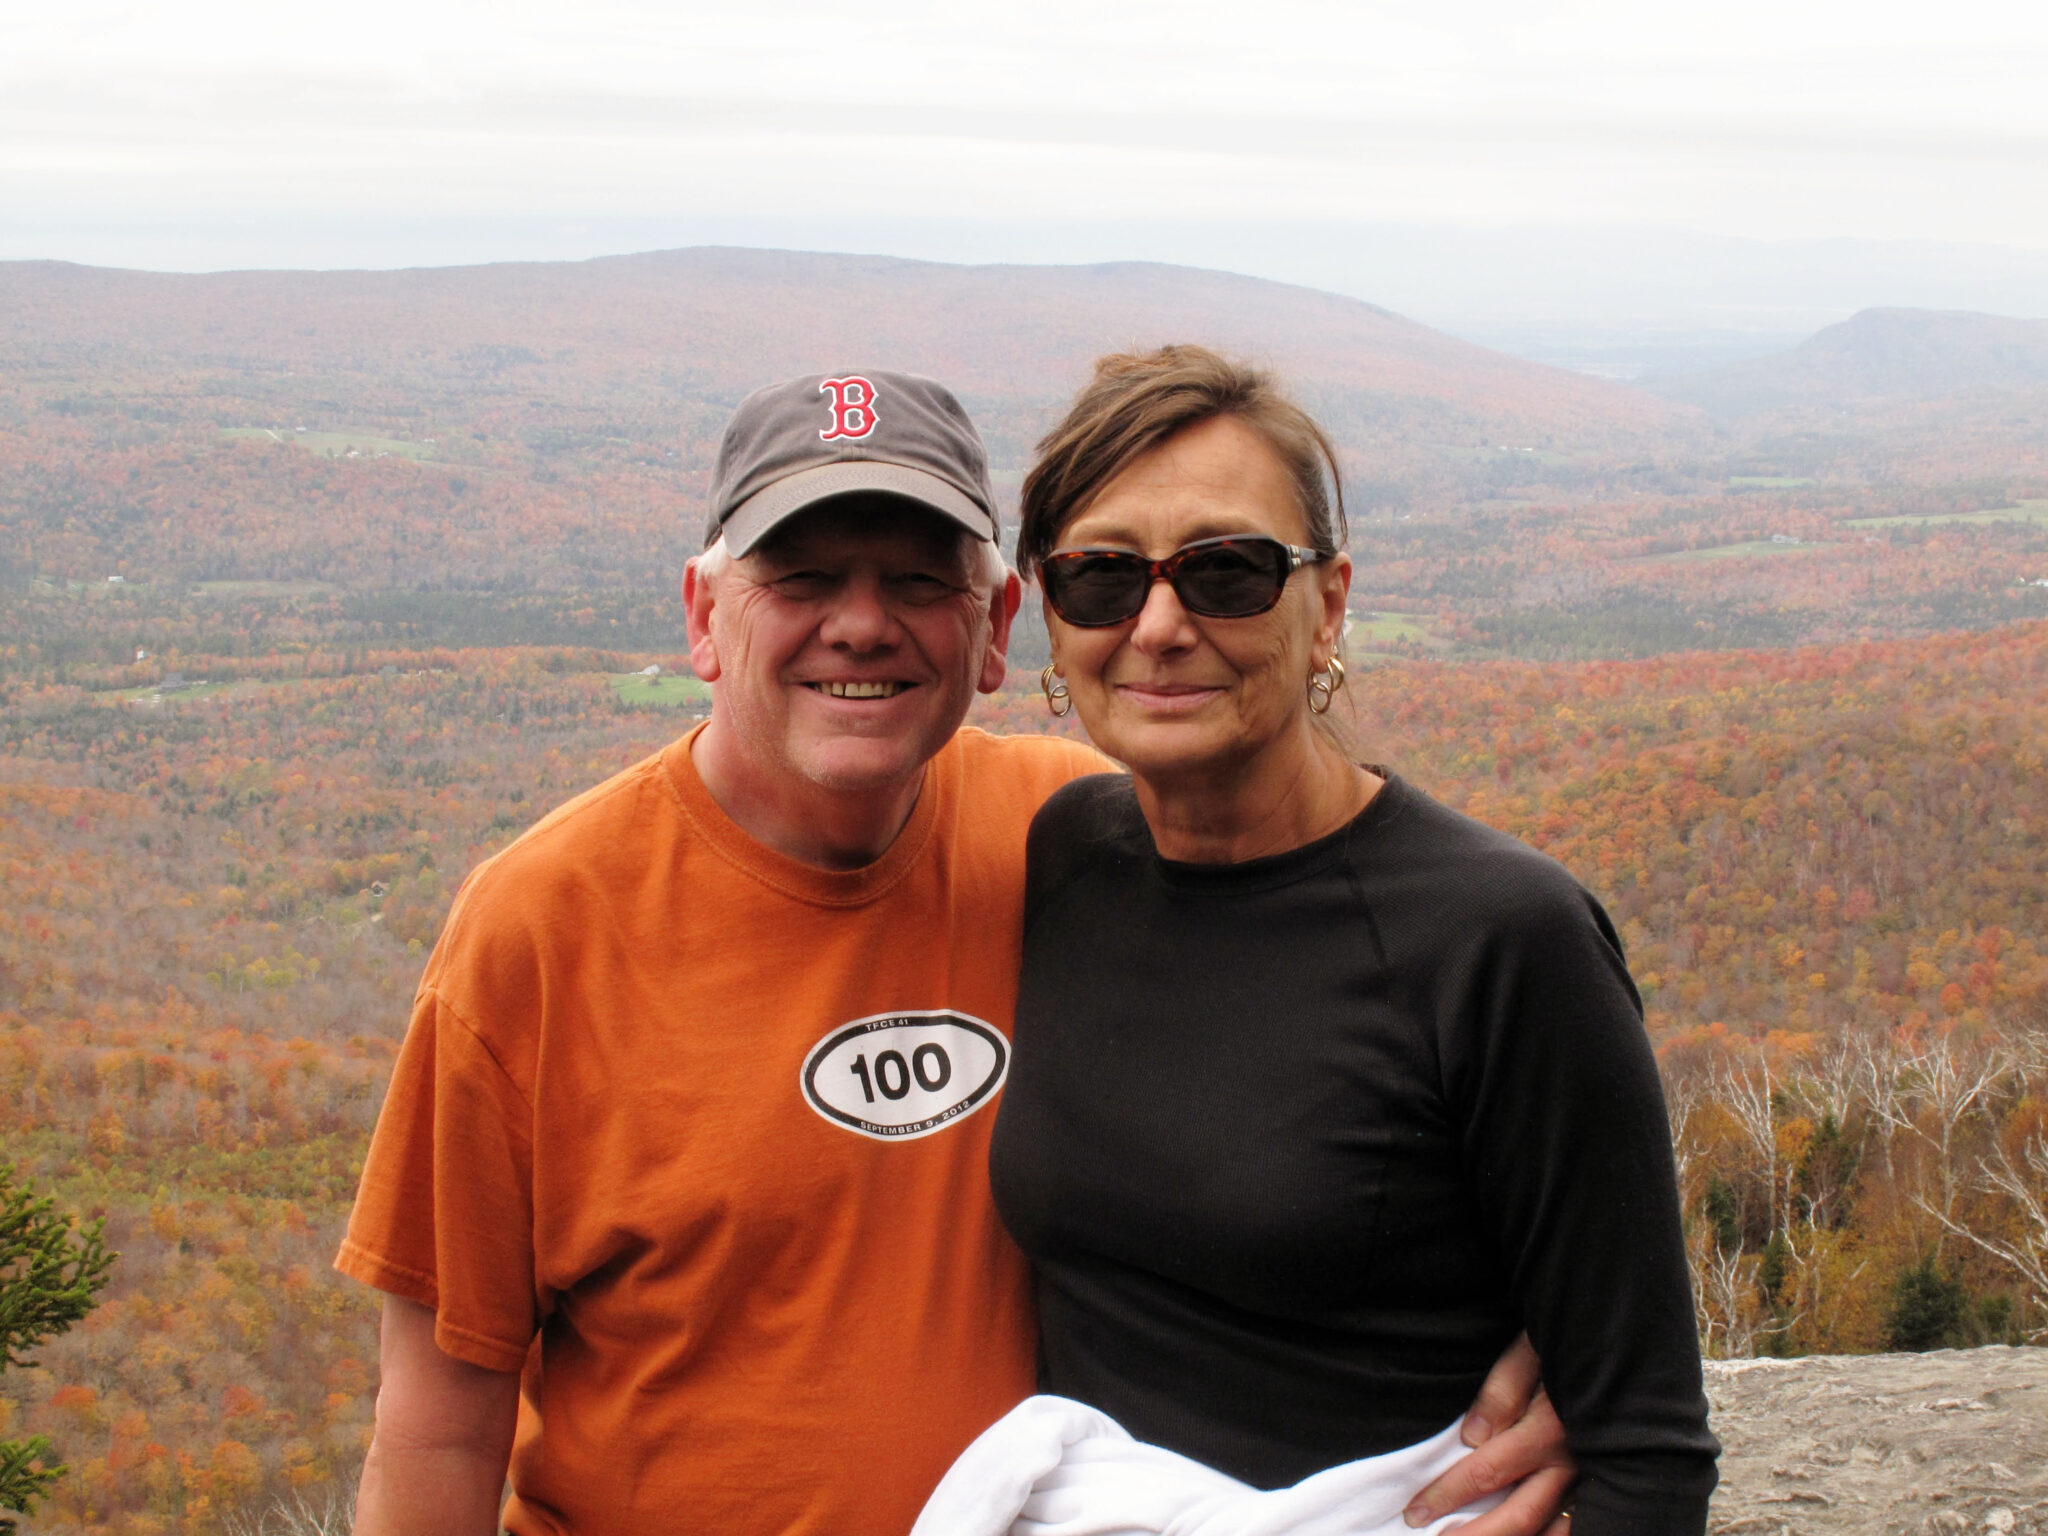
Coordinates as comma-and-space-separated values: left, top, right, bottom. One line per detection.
980, 348, 1716, 1535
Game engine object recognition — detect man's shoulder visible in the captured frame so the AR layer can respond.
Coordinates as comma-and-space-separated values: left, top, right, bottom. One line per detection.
946, 727, 1116, 798
433, 742, 681, 949
936, 729, 1119, 846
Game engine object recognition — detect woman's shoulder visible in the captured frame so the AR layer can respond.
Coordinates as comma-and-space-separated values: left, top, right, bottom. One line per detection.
1035, 769, 1140, 827
1024, 772, 1146, 900
1369, 776, 1605, 930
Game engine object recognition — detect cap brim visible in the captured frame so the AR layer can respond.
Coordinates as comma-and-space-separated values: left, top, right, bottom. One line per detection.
720, 461, 996, 556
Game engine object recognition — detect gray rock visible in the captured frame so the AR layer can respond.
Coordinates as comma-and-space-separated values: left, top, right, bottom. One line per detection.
1706, 1346, 2048, 1535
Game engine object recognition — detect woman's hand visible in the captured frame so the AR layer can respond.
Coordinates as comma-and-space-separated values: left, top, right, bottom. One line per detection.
1403, 1332, 1577, 1534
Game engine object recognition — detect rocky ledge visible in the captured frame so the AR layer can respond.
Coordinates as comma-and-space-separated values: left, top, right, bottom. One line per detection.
1708, 1345, 2047, 1534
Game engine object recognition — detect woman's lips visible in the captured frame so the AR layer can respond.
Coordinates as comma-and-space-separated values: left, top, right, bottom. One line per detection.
1113, 681, 1225, 714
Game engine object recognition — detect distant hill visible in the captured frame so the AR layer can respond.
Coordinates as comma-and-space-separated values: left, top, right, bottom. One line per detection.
0, 247, 1690, 483
1650, 307, 2048, 416
10, 251, 2046, 664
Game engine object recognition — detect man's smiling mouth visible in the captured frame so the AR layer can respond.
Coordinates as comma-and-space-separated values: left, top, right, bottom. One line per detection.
809, 681, 913, 699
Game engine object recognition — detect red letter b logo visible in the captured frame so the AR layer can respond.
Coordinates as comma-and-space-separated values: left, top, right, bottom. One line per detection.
819, 376, 880, 441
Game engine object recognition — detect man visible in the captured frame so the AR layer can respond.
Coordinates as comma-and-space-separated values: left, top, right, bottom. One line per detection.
340, 370, 1574, 1535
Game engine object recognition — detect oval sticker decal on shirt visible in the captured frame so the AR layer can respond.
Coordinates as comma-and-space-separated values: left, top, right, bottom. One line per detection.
801, 1011, 1009, 1141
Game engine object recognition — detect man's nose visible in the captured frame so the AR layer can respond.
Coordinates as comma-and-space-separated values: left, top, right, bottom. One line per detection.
819, 571, 898, 650
1127, 576, 1198, 655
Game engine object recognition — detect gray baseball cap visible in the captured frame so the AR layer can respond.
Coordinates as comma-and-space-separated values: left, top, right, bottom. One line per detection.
705, 370, 1000, 555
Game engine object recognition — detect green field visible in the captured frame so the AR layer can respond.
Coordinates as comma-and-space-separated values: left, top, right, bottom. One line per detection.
1651, 539, 1821, 562
608, 672, 708, 708
1456, 445, 1583, 469
1843, 499, 2048, 529
30, 576, 157, 594
1349, 610, 1432, 644
106, 679, 238, 704
223, 427, 439, 459
1728, 476, 1815, 489
192, 579, 338, 598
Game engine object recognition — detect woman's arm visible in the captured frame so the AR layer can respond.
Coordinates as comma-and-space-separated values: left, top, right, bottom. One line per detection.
1447, 877, 1718, 1536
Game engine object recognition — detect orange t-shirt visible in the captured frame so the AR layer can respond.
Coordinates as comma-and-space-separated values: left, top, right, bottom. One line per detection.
338, 725, 1107, 1536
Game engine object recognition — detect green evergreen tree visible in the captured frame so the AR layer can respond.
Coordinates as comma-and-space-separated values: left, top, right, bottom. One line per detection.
1, 1164, 115, 1534
1793, 1112, 1860, 1228
1757, 1230, 1790, 1301
1887, 1255, 1968, 1352
1702, 1177, 1742, 1254
1977, 1293, 2017, 1346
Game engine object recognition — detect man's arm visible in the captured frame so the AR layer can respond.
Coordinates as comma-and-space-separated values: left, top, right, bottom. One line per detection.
356, 1295, 522, 1536
1405, 1332, 1577, 1535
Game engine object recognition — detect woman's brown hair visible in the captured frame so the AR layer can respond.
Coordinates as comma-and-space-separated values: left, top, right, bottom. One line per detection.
1015, 345, 1347, 574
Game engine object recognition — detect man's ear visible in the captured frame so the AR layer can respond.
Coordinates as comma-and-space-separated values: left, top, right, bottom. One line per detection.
977, 567, 1024, 695
682, 557, 722, 683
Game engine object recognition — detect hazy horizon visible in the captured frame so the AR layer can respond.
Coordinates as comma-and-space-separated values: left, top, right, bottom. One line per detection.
11, 216, 2048, 379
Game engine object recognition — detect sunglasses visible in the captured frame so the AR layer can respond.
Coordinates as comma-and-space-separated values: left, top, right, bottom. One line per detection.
1039, 535, 1330, 627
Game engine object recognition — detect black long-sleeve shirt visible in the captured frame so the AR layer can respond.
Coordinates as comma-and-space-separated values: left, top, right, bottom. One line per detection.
990, 772, 1718, 1536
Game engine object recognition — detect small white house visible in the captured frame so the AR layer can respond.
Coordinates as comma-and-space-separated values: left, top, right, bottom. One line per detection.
641, 664, 662, 677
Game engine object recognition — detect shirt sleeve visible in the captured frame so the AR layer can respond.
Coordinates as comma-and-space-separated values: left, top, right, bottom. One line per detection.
336, 982, 540, 1373
1444, 874, 1719, 1536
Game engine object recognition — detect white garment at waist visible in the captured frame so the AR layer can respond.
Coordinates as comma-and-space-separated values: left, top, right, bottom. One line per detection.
910, 1394, 1504, 1536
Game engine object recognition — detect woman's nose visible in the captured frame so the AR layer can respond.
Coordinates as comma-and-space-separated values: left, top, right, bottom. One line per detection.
1127, 576, 1198, 655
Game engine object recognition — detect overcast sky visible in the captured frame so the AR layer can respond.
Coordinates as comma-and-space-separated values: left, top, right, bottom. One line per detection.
4, 0, 2045, 273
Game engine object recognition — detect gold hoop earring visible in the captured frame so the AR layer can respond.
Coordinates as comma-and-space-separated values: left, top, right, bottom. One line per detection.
1307, 655, 1346, 715
1041, 663, 1072, 718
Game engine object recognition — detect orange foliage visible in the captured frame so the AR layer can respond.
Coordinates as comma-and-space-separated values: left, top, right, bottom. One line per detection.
0, 580, 2043, 1523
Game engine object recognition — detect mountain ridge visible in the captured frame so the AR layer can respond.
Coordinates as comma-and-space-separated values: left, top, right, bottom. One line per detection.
0, 245, 1693, 464
1649, 306, 2048, 416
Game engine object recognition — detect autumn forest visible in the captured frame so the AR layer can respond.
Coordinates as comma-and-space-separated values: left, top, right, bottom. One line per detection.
2, 251, 2046, 1531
